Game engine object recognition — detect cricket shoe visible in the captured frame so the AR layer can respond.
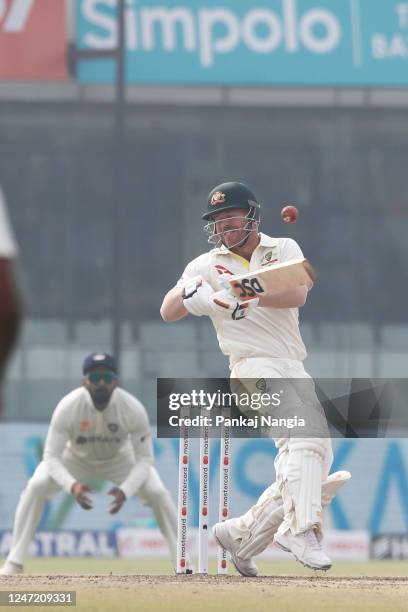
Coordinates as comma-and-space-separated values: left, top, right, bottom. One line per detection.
213, 521, 258, 577
0, 561, 24, 575
274, 529, 332, 571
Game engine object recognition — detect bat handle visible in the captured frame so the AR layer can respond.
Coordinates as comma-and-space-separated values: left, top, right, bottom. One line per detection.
218, 273, 234, 292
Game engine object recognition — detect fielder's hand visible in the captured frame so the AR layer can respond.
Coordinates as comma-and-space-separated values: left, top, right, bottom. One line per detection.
71, 482, 93, 510
108, 487, 126, 514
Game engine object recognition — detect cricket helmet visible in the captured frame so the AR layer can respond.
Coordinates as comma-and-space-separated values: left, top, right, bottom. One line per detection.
202, 181, 260, 221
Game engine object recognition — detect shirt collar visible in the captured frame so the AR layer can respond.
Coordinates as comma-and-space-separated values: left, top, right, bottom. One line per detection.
214, 232, 277, 255
258, 232, 279, 247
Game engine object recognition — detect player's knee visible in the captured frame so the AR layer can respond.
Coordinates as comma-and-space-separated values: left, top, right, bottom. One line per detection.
257, 481, 280, 506
143, 482, 171, 505
24, 474, 50, 498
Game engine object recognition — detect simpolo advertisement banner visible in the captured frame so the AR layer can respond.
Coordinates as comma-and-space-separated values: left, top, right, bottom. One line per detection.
0, 0, 67, 79
77, 0, 408, 86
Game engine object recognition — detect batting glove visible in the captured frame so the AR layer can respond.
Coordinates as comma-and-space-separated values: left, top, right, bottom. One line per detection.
183, 278, 258, 320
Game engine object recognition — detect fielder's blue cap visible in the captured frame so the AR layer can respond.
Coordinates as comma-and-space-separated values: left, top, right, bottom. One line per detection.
82, 352, 118, 375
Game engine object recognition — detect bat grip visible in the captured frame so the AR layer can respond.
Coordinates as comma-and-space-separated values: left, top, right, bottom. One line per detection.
218, 273, 234, 292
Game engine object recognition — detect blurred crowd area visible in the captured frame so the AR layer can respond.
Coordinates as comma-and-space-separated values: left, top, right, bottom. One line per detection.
1, 103, 407, 420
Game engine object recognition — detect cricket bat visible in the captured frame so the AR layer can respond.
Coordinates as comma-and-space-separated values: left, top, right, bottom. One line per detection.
228, 258, 316, 302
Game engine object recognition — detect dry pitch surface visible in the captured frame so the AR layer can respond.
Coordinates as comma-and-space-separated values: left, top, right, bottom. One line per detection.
1, 559, 407, 612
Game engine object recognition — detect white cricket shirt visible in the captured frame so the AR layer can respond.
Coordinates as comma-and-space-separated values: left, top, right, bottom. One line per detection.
177, 233, 307, 366
43, 387, 154, 498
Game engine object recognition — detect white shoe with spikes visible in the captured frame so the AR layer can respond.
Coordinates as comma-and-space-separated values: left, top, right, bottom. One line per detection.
213, 521, 258, 577
274, 529, 332, 571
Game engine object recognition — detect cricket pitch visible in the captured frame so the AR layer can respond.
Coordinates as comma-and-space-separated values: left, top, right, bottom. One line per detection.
1, 559, 408, 611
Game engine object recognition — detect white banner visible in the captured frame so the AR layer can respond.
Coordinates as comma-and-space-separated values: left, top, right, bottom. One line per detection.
117, 528, 369, 561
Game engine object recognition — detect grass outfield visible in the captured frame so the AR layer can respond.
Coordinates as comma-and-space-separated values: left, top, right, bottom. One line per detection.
13, 557, 408, 576
1, 559, 408, 612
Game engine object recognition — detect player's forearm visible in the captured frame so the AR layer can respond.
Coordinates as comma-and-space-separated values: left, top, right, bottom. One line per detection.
43, 454, 76, 493
119, 460, 152, 498
122, 430, 155, 497
160, 286, 188, 322
258, 286, 308, 309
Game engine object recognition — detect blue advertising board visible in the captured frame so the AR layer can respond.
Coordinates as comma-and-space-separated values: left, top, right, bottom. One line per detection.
76, 0, 408, 85
0, 530, 117, 558
1, 424, 408, 534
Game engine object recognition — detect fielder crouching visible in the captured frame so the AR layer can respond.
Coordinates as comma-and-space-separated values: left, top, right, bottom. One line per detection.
0, 352, 190, 575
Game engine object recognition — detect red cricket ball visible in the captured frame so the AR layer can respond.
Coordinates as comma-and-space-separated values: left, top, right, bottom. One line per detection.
281, 205, 299, 223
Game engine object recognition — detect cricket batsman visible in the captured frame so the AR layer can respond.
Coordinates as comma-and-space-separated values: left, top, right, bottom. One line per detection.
0, 352, 190, 575
160, 181, 348, 575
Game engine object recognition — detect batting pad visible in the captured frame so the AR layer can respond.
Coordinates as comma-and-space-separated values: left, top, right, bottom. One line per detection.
236, 468, 351, 559
282, 439, 326, 534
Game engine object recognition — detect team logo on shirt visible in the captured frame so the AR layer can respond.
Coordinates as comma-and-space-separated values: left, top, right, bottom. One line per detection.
261, 249, 278, 266
75, 435, 121, 444
210, 191, 226, 205
80, 420, 91, 432
108, 423, 119, 433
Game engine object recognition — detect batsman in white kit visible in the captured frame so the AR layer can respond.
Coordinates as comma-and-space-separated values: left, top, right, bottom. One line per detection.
161, 181, 350, 575
0, 352, 188, 575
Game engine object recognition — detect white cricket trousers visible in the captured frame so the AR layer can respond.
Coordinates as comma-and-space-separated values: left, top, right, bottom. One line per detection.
6, 450, 178, 568
228, 356, 333, 540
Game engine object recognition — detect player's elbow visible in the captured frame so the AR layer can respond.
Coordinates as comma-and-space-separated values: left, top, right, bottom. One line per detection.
42, 455, 56, 474
43, 450, 54, 464
160, 305, 171, 322
296, 286, 309, 308
160, 301, 175, 322
160, 305, 187, 322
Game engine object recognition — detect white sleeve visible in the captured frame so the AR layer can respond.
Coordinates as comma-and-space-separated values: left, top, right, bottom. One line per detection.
176, 260, 202, 290
175, 254, 211, 289
43, 403, 76, 494
119, 402, 154, 499
0, 188, 18, 258
280, 238, 304, 263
